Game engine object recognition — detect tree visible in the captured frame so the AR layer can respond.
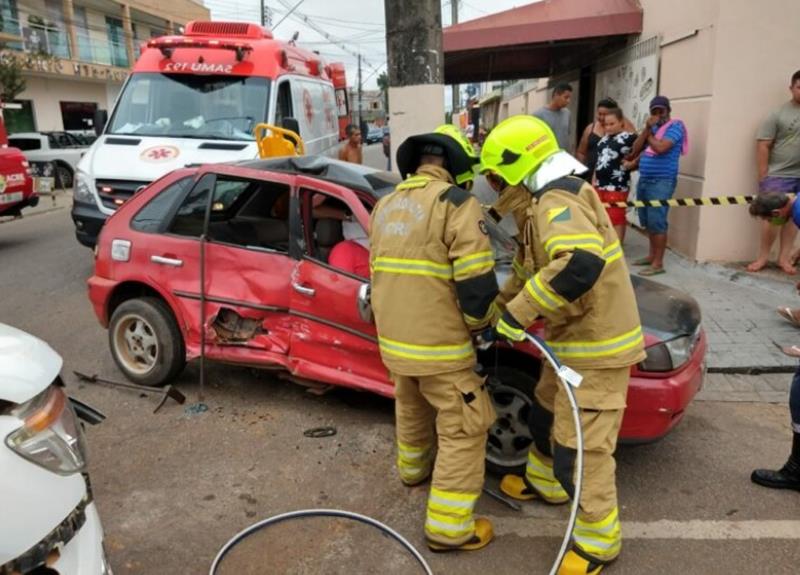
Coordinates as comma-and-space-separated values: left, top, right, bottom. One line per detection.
377, 71, 389, 114
0, 47, 26, 102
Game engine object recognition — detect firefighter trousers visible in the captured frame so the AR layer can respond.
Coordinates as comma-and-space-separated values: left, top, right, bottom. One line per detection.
527, 364, 628, 563
392, 368, 497, 546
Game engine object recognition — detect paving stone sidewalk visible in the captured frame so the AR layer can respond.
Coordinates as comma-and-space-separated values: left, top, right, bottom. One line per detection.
624, 229, 800, 373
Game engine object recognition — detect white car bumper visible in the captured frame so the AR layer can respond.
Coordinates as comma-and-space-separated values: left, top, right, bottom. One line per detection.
52, 502, 111, 575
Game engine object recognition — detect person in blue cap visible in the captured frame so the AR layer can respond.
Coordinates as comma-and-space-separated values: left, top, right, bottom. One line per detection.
628, 95, 688, 276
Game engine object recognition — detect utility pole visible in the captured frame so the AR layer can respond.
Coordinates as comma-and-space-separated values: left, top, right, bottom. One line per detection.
384, 0, 444, 172
357, 53, 363, 132
260, 0, 266, 26
450, 0, 459, 118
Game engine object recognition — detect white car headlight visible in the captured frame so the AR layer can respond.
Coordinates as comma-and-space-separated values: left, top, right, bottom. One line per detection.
5, 384, 88, 475
73, 171, 95, 203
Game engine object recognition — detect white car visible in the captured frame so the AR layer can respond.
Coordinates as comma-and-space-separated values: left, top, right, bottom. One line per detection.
7, 132, 88, 188
0, 324, 111, 574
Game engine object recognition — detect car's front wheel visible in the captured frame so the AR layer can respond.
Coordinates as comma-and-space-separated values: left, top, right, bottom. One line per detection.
485, 364, 539, 476
109, 297, 185, 387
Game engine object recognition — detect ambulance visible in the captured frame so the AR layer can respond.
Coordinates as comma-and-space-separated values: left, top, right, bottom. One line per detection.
71, 20, 349, 247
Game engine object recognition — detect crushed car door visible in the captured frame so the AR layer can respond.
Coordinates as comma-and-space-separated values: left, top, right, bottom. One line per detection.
194, 167, 297, 366
287, 176, 392, 397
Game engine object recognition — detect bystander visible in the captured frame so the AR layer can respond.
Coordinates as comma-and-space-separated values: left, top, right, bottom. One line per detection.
576, 98, 635, 182
747, 70, 800, 275
629, 95, 688, 276
532, 83, 573, 151
338, 124, 363, 165
594, 108, 637, 242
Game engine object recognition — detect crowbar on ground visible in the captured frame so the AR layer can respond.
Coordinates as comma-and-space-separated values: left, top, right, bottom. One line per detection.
73, 371, 186, 413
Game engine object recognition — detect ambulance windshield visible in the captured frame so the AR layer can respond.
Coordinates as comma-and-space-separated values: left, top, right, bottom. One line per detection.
108, 73, 270, 141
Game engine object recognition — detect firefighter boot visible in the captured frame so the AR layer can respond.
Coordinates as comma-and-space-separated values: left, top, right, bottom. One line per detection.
557, 550, 605, 575
751, 432, 800, 491
427, 518, 494, 552
499, 475, 538, 501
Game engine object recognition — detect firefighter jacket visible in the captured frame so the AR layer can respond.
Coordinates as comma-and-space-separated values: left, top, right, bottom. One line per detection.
503, 176, 646, 375
490, 184, 532, 310
369, 164, 500, 376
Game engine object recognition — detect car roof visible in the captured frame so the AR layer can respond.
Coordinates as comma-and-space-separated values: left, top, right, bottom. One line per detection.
236, 155, 401, 199
8, 133, 43, 139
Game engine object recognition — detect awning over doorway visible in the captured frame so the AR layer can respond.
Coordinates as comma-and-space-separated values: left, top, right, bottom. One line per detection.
443, 0, 643, 84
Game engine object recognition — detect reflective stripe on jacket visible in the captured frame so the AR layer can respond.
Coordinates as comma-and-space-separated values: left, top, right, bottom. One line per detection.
369, 165, 499, 376
504, 176, 646, 375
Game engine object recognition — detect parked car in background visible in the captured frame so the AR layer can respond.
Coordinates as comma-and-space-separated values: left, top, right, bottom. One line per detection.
0, 146, 36, 217
8, 132, 88, 188
0, 323, 111, 574
365, 126, 384, 144
87, 156, 706, 475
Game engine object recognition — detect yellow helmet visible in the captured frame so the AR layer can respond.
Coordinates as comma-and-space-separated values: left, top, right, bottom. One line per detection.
396, 124, 478, 187
479, 115, 560, 186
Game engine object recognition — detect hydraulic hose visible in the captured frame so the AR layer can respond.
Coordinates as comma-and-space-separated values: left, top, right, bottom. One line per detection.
519, 333, 584, 575
209, 508, 434, 575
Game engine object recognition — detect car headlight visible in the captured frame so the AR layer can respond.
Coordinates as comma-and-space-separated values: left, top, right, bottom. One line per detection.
4, 384, 88, 475
639, 334, 694, 372
73, 171, 95, 203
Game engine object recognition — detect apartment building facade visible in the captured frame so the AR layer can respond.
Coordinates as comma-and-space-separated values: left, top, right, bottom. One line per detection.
0, 0, 208, 134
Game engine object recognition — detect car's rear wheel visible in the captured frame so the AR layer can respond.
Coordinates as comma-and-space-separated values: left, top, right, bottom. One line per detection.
109, 297, 185, 387
55, 164, 73, 189
485, 364, 539, 476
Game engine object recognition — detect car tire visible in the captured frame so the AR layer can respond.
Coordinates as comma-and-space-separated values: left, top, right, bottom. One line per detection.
55, 164, 73, 188
108, 297, 185, 387
484, 364, 540, 476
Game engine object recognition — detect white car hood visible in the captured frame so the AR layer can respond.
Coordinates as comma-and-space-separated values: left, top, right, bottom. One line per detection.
0, 323, 62, 404
78, 136, 259, 182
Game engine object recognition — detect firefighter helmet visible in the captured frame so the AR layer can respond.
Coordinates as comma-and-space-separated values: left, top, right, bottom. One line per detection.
396, 125, 478, 187
479, 115, 560, 186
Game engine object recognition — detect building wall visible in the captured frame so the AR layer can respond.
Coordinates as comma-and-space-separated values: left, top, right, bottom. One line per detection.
18, 76, 116, 131
127, 0, 209, 25
696, 0, 800, 261
637, 0, 720, 259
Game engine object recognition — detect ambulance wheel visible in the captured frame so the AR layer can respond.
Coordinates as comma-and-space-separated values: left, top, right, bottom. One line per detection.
485, 365, 538, 476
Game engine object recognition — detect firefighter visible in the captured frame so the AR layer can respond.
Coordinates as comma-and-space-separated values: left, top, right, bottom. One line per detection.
369, 125, 499, 551
479, 115, 646, 574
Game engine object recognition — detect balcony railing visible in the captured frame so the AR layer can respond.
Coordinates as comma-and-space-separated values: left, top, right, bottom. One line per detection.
0, 16, 129, 68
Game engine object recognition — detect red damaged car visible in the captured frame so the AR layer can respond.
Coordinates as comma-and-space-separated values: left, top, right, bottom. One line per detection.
87, 157, 706, 473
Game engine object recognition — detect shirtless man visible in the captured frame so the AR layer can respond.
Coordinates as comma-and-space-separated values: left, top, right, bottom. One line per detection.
338, 124, 363, 164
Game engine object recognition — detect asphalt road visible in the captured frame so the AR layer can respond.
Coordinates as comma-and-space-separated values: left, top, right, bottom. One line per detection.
1, 162, 799, 574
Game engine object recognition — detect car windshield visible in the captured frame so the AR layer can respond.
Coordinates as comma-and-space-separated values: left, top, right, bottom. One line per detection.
108, 73, 270, 141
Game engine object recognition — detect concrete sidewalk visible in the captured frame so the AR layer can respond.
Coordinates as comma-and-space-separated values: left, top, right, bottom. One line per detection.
624, 228, 800, 372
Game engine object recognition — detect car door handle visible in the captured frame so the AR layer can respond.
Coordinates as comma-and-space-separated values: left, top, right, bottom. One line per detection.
151, 255, 183, 267
292, 281, 315, 297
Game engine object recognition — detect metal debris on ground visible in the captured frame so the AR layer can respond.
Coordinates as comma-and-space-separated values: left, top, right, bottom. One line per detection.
303, 426, 337, 438
185, 403, 209, 416
73, 371, 186, 413
482, 487, 523, 511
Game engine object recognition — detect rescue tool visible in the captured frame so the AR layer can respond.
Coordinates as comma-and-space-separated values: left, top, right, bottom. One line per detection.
73, 370, 186, 413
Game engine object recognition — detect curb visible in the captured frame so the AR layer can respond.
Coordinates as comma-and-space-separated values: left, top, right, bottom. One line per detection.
0, 202, 69, 224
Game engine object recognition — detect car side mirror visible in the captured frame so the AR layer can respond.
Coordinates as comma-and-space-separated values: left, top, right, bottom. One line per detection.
94, 109, 108, 136
281, 117, 301, 136
357, 283, 373, 323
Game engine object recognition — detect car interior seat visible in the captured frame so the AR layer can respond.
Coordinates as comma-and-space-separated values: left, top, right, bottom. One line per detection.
314, 218, 343, 262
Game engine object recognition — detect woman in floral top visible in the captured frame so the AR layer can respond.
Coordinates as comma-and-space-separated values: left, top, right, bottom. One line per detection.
594, 108, 637, 242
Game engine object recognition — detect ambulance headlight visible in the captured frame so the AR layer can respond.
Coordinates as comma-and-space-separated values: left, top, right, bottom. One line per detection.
73, 171, 94, 203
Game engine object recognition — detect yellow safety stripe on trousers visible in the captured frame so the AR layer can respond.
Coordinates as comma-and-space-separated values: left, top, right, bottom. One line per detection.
512, 257, 531, 280
547, 325, 644, 359
573, 507, 622, 560
544, 233, 604, 259
395, 175, 431, 190
453, 250, 494, 280
378, 336, 474, 361
397, 441, 432, 482
525, 450, 569, 501
525, 273, 567, 312
425, 511, 476, 539
603, 241, 623, 265
428, 487, 479, 516
372, 257, 453, 280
